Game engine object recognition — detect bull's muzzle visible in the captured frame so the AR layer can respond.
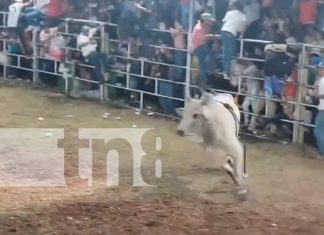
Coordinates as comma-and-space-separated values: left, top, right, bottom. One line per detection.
177, 129, 184, 137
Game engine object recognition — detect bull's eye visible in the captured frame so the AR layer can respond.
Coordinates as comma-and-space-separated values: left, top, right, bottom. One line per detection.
192, 113, 199, 119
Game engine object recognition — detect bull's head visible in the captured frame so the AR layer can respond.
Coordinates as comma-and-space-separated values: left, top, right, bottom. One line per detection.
176, 92, 214, 137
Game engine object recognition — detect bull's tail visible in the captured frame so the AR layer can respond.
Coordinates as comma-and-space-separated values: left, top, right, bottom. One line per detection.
243, 143, 248, 178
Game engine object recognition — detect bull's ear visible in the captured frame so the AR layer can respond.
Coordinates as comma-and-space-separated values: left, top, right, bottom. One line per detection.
176, 108, 184, 117
201, 92, 213, 106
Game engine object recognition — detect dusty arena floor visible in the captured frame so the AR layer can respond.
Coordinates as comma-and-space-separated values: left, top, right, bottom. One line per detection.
0, 84, 323, 235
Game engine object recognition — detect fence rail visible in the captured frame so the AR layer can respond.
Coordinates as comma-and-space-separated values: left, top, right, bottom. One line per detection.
0, 11, 321, 144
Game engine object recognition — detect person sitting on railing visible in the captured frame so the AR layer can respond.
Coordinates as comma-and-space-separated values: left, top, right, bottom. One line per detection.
190, 12, 215, 89
76, 23, 113, 85
220, 0, 247, 77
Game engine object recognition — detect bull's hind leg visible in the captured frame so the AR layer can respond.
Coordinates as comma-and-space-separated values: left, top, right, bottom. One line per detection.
222, 138, 248, 199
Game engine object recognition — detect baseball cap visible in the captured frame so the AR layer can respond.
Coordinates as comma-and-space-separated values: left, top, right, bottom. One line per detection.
201, 12, 215, 22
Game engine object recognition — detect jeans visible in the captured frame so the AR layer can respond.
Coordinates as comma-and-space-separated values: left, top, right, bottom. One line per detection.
221, 31, 237, 75
194, 44, 213, 89
180, 3, 189, 30
23, 7, 45, 27
173, 50, 186, 82
38, 59, 58, 86
86, 52, 109, 84
159, 80, 176, 115
264, 75, 284, 98
314, 110, 324, 155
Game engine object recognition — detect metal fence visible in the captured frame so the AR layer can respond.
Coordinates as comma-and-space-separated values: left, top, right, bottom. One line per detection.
0, 10, 321, 144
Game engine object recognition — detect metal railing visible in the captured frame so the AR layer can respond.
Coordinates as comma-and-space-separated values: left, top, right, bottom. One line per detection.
0, 11, 321, 144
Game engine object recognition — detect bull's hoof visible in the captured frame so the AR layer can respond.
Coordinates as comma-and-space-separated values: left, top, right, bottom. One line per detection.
236, 188, 248, 201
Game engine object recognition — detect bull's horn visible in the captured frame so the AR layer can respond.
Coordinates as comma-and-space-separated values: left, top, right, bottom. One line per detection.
185, 96, 192, 102
201, 92, 213, 106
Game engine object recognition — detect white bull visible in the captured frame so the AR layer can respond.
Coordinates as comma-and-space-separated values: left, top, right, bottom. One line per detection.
176, 92, 247, 197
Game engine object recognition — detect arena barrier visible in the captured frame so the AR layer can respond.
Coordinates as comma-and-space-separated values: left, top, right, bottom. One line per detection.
0, 10, 322, 144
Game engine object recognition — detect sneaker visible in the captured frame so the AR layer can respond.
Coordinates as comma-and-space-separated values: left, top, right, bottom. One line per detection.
58, 67, 69, 73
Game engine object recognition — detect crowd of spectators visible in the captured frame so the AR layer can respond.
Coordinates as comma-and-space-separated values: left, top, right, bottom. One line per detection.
0, 0, 324, 156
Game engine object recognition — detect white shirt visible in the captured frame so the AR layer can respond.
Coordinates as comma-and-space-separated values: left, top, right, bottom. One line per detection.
77, 28, 97, 57
7, 3, 24, 27
221, 9, 247, 37
318, 76, 324, 110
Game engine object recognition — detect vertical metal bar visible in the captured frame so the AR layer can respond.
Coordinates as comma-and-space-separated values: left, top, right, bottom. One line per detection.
155, 77, 158, 94
100, 84, 104, 101
100, 25, 105, 101
126, 42, 131, 88
3, 40, 7, 78
184, 0, 194, 98
239, 38, 244, 58
32, 28, 38, 83
140, 92, 144, 110
293, 44, 306, 144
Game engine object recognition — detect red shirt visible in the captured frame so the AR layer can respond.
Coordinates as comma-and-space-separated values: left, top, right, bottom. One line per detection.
191, 21, 208, 51
299, 0, 317, 24
284, 66, 298, 98
47, 0, 66, 17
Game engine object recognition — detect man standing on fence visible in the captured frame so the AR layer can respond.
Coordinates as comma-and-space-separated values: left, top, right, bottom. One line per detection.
313, 63, 324, 159
220, 1, 247, 77
191, 12, 215, 89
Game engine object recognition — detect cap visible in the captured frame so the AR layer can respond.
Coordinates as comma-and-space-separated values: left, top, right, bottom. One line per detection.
201, 12, 215, 22
81, 25, 90, 32
309, 47, 321, 55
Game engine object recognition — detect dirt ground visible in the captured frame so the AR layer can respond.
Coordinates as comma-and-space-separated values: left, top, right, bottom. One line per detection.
0, 84, 323, 235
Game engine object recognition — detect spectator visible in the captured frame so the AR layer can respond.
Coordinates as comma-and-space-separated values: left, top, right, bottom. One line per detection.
240, 60, 263, 132
7, 0, 32, 29
299, 0, 318, 27
23, 0, 50, 31
170, 21, 186, 82
221, 0, 247, 76
179, 0, 190, 30
77, 23, 111, 85
117, 0, 151, 43
244, 0, 260, 26
190, 12, 215, 89
6, 33, 22, 79
313, 62, 324, 159
7, 0, 33, 54
39, 23, 68, 74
